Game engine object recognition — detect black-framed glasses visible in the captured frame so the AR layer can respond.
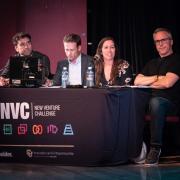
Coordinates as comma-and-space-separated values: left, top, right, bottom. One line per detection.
18, 40, 32, 48
154, 38, 171, 45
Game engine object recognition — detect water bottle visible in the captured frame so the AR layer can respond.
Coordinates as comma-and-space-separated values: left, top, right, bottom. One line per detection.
61, 66, 69, 88
86, 66, 94, 88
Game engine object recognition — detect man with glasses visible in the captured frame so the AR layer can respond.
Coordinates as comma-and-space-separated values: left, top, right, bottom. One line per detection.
134, 28, 180, 165
0, 32, 51, 86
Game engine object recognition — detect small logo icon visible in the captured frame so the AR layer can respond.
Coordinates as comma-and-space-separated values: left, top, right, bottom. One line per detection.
26, 149, 33, 158
3, 124, 12, 135
32, 124, 43, 135
18, 124, 28, 135
47, 124, 58, 134
63, 124, 74, 135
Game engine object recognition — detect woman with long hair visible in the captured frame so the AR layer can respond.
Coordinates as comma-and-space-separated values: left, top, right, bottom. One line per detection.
94, 37, 132, 87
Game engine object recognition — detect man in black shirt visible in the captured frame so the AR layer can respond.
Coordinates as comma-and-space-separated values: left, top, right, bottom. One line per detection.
0, 32, 51, 86
134, 28, 180, 165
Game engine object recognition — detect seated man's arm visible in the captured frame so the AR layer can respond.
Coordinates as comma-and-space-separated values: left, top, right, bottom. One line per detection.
134, 74, 158, 86
151, 72, 179, 89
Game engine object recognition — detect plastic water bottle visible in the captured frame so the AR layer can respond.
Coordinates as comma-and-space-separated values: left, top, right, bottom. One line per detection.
86, 66, 94, 88
61, 66, 69, 88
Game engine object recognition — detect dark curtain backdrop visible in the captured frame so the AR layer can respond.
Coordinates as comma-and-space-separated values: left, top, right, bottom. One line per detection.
87, 0, 179, 75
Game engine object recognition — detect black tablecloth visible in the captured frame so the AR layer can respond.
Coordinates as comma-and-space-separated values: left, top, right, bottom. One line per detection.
0, 87, 150, 165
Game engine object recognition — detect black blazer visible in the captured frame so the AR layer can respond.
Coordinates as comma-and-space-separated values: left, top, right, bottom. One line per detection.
53, 53, 93, 86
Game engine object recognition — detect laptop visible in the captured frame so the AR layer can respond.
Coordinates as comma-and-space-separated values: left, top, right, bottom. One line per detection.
9, 56, 44, 87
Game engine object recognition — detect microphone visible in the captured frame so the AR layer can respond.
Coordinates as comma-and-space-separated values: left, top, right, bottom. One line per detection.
93, 54, 101, 62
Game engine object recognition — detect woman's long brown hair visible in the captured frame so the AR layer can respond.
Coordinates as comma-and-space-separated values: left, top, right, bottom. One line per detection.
93, 37, 121, 85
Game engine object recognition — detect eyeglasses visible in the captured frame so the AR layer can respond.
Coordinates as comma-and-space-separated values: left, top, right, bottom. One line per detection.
17, 41, 32, 48
154, 38, 171, 45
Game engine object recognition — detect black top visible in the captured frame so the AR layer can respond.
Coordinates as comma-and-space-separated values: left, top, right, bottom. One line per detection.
100, 60, 133, 86
141, 53, 180, 106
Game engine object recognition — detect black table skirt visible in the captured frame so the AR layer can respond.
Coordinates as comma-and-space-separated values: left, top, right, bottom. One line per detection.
0, 87, 150, 165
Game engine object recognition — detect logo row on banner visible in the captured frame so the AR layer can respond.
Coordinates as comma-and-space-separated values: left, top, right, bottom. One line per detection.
1, 124, 74, 136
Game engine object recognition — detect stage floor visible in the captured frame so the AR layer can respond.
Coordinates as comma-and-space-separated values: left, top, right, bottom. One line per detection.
0, 156, 180, 179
